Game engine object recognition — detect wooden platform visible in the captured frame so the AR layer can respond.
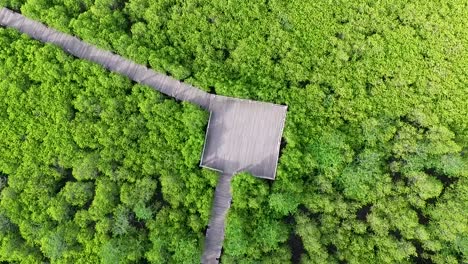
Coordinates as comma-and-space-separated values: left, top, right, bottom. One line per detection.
202, 96, 287, 179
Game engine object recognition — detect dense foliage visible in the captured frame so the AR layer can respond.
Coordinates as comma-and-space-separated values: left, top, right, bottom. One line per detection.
0, 28, 215, 263
1, 0, 467, 263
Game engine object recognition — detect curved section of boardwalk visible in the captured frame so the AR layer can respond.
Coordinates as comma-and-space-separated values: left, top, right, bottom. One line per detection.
0, 7, 212, 109
202, 173, 233, 264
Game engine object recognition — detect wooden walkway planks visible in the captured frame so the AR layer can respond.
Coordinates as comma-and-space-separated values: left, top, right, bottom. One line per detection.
201, 96, 287, 180
0, 8, 213, 109
202, 173, 233, 264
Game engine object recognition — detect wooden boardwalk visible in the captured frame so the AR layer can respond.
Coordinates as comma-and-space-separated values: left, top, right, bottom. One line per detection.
0, 8, 212, 109
202, 173, 233, 264
0, 8, 287, 263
